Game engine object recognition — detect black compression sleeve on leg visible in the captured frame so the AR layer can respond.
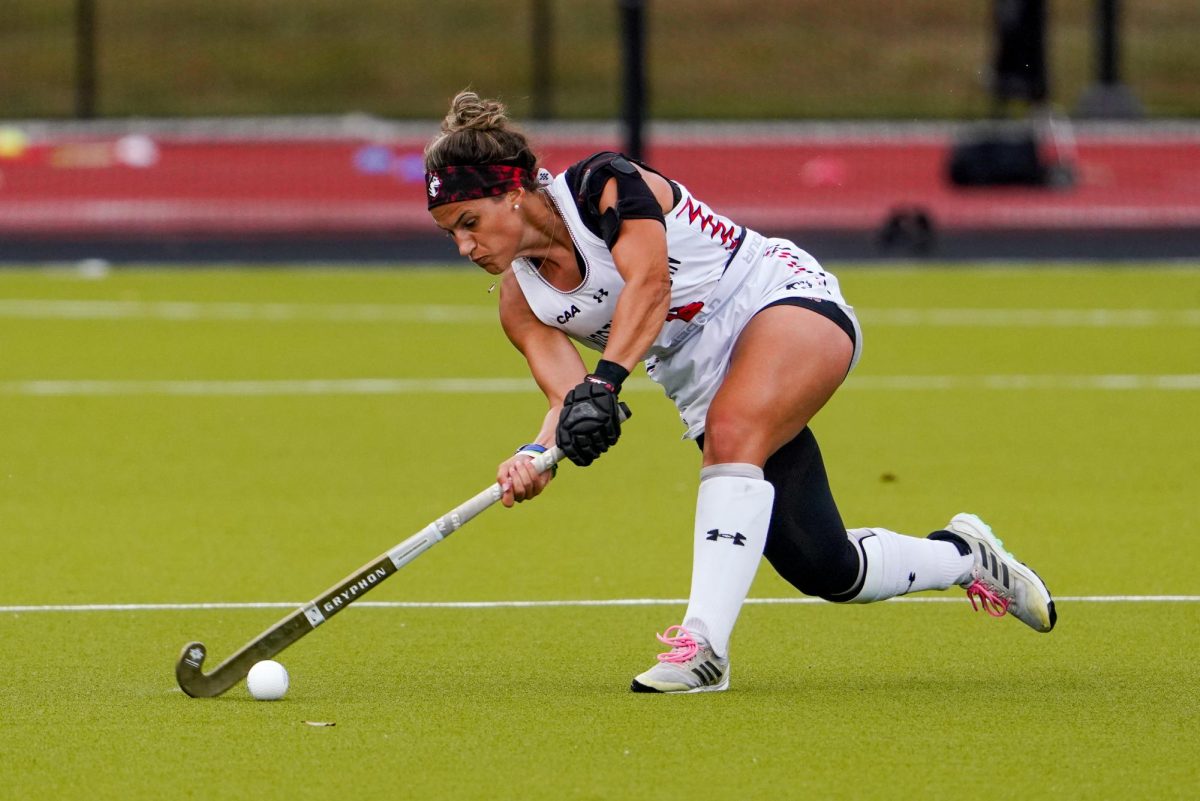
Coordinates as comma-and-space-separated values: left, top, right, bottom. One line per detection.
698, 428, 861, 597
764, 429, 862, 597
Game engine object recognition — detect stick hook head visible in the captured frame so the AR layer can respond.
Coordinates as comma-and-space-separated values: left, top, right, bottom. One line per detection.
175, 641, 209, 697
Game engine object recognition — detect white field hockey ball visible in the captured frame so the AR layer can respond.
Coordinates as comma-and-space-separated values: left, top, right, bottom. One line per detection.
247, 660, 289, 700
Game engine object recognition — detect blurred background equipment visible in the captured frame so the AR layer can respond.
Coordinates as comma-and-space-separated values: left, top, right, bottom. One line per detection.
946, 1, 1075, 194
0, 0, 1196, 261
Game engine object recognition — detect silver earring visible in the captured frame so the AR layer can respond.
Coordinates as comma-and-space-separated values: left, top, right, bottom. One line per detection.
514, 204, 521, 210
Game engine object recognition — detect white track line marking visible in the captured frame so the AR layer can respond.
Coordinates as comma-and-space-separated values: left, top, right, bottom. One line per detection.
1, 596, 1195, 613
847, 374, 1200, 391
0, 299, 496, 323
862, 308, 1200, 327
2, 375, 1198, 397
0, 378, 537, 397
0, 299, 1197, 327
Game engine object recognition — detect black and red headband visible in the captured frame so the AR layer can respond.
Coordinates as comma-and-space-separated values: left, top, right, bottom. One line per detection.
425, 164, 530, 209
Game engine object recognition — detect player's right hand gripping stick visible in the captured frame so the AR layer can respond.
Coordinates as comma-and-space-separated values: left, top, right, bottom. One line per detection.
556, 359, 630, 467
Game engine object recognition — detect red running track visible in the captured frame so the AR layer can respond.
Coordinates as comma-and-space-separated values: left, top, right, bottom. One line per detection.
1, 128, 1197, 236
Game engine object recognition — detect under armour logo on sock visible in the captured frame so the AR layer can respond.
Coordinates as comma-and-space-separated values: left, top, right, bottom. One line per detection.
705, 529, 747, 546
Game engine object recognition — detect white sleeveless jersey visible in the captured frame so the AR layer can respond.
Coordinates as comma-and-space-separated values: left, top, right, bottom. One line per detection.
512, 168, 859, 439
513, 171, 744, 358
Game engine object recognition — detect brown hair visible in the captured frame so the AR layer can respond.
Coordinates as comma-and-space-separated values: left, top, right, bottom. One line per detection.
424, 90, 539, 189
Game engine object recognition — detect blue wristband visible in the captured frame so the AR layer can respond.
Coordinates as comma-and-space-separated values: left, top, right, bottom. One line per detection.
515, 443, 556, 477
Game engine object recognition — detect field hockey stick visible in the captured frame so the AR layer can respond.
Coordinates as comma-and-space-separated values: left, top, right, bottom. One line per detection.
176, 402, 630, 698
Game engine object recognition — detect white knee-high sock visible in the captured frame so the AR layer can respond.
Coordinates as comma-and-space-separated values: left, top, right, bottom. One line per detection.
681, 463, 774, 657
843, 527, 974, 603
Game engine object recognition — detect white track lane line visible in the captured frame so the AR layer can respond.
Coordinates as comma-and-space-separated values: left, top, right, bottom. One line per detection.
0, 377, 537, 396
1, 596, 1196, 613
0, 299, 497, 323
2, 375, 1198, 396
0, 299, 1197, 327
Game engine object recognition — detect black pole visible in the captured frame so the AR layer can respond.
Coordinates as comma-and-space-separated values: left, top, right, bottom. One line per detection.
619, 0, 646, 161
990, 0, 1048, 112
1074, 0, 1142, 118
1097, 0, 1118, 84
530, 0, 554, 119
75, 0, 97, 118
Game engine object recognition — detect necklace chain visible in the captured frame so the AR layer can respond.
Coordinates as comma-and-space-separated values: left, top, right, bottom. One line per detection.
536, 188, 562, 275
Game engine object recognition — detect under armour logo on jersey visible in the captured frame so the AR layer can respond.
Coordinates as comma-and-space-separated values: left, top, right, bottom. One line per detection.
705, 529, 746, 546
592, 288, 609, 303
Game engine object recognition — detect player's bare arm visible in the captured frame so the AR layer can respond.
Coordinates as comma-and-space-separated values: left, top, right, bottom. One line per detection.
550, 167, 670, 467
595, 172, 673, 372
497, 268, 587, 505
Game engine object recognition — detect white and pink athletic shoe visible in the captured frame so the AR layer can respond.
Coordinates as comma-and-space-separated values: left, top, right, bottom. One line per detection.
931, 513, 1057, 633
631, 625, 730, 694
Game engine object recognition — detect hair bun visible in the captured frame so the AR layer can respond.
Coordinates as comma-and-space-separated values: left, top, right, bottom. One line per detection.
444, 90, 508, 134
425, 89, 536, 178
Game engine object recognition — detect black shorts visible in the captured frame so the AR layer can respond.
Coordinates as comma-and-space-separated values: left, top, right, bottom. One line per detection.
761, 296, 857, 349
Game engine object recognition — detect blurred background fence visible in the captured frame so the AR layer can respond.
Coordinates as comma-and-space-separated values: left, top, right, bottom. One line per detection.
1, 0, 1198, 261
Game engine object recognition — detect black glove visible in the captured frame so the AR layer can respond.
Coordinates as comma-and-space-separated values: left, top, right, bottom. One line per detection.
556, 362, 627, 467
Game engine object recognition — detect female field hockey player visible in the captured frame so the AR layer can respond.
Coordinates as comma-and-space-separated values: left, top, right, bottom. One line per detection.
423, 91, 1056, 694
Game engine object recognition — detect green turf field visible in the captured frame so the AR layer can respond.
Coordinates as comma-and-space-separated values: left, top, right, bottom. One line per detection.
1, 264, 1197, 799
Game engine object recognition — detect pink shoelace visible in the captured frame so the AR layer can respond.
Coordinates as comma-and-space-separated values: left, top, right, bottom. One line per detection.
655, 625, 699, 664
966, 579, 1011, 617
